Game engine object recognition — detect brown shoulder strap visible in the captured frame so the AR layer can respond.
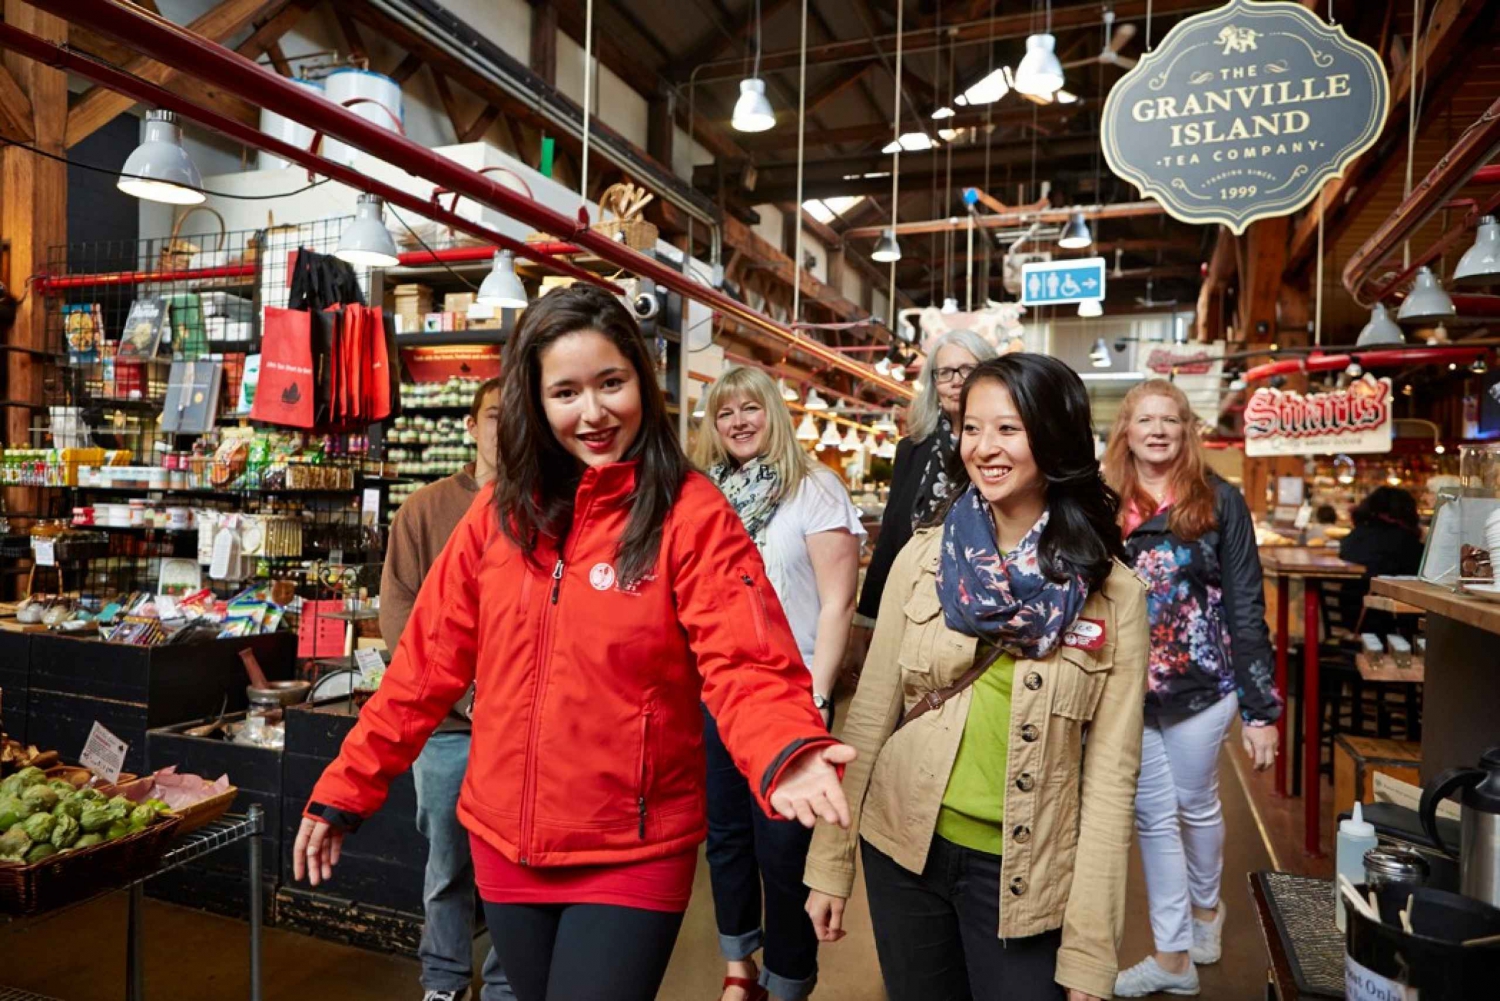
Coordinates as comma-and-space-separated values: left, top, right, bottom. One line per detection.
895, 641, 1008, 731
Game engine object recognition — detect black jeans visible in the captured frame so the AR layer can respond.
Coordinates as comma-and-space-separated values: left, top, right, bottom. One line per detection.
703, 705, 819, 1000
861, 836, 1066, 1001
480, 901, 683, 1001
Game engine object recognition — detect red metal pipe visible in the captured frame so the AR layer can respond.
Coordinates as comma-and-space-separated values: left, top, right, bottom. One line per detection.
0, 20, 611, 294
1244, 346, 1487, 382
35, 0, 912, 401
38, 262, 256, 293
396, 243, 586, 268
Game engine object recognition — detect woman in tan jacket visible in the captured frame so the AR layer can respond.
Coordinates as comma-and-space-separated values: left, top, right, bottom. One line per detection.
805, 354, 1149, 1001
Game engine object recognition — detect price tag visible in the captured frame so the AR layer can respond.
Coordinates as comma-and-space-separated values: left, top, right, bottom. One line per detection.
32, 539, 56, 567
80, 721, 129, 784
354, 648, 385, 689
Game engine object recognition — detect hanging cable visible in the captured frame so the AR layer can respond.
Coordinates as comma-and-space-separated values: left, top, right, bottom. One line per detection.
581, 0, 595, 211
792, 0, 808, 323
944, 27, 956, 306
1145, 0, 1154, 52
981, 1, 996, 305
1403, 0, 1423, 269
887, 0, 904, 329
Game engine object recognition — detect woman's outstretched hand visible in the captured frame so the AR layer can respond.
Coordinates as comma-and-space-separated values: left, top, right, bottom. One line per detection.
293, 816, 344, 886
1242, 722, 1279, 772
770, 743, 857, 828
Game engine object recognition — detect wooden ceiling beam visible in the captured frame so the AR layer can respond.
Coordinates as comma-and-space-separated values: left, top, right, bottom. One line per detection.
847, 200, 1164, 239
675, 0, 798, 79
0, 62, 34, 143
738, 101, 1080, 152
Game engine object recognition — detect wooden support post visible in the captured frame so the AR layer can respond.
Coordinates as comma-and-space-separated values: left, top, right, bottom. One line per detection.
647, 92, 674, 170
530, 0, 558, 86
1237, 216, 1291, 520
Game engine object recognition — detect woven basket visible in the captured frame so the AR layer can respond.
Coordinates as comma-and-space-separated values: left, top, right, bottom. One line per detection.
0, 814, 181, 916
159, 206, 226, 271
44, 765, 135, 791
110, 776, 237, 836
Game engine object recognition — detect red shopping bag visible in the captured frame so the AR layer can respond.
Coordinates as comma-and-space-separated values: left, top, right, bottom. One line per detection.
252, 307, 315, 428
368, 306, 392, 422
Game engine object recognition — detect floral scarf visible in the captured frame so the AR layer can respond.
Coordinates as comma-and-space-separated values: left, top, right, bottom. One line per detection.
936, 488, 1090, 661
710, 457, 782, 548
910, 411, 957, 530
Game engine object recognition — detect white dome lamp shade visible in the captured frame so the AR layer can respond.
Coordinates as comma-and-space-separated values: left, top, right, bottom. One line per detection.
1058, 210, 1093, 250
804, 387, 829, 411
871, 228, 903, 263
1089, 336, 1111, 368
1014, 34, 1065, 98
1077, 298, 1103, 318
779, 377, 799, 402
1396, 266, 1456, 325
876, 439, 897, 459
1455, 215, 1500, 287
874, 412, 898, 435
940, 297, 960, 314
117, 110, 205, 205
818, 421, 843, 449
794, 413, 820, 441
840, 424, 862, 452
336, 194, 400, 268
732, 78, 776, 133
475, 249, 529, 309
1355, 303, 1405, 346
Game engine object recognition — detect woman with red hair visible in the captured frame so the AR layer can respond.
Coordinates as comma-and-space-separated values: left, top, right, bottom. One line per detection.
1103, 380, 1281, 998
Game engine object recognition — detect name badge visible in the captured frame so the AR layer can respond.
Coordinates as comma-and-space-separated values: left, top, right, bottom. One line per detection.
1063, 618, 1107, 651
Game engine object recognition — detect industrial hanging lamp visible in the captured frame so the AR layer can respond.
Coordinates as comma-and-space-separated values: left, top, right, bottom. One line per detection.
872, 228, 902, 263
1058, 210, 1093, 250
804, 387, 829, 411
732, 0, 776, 132
1077, 298, 1102, 318
475, 249, 529, 308
840, 424, 862, 452
1014, 0, 1065, 101
795, 412, 820, 441
335, 194, 400, 267
779, 377, 799, 402
818, 421, 843, 449
1396, 266, 1456, 324
1355, 303, 1404, 346
1089, 337, 1111, 368
118, 110, 205, 205
1455, 215, 1500, 287
874, 412, 899, 435
940, 297, 960, 314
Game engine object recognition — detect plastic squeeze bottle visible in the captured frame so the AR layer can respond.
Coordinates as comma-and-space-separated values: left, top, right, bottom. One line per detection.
1335, 801, 1378, 931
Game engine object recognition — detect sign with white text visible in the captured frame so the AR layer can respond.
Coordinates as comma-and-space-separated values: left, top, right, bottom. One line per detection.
1244, 374, 1393, 457
1101, 0, 1388, 233
80, 721, 129, 785
1020, 257, 1106, 306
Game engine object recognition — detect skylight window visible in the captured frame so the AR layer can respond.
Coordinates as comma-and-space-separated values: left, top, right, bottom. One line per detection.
802, 196, 866, 223
953, 66, 1013, 107
882, 132, 938, 154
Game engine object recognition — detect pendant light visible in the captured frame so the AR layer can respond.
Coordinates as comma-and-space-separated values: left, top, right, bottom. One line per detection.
732, 0, 775, 132
891, 365, 907, 382
863, 431, 879, 452
804, 387, 829, 411
818, 421, 843, 449
1058, 210, 1093, 250
1014, 34, 1064, 98
872, 227, 902, 264
1077, 298, 1102, 318
874, 0, 906, 279
1356, 303, 1404, 346
475, 249, 529, 308
874, 356, 892, 375
1089, 337, 1111, 368
779, 377, 799, 402
1396, 266, 1456, 324
335, 194, 400, 267
940, 297, 959, 314
876, 438, 897, 459
118, 110, 205, 205
795, 413, 820, 441
1455, 215, 1500, 287
840, 424, 862, 452
874, 412, 898, 435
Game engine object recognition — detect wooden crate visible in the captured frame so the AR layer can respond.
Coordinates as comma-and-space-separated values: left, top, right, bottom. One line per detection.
1334, 734, 1422, 820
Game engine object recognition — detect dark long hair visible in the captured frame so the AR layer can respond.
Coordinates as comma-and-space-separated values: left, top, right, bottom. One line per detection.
493, 284, 689, 583
1352, 486, 1419, 534
939, 354, 1125, 591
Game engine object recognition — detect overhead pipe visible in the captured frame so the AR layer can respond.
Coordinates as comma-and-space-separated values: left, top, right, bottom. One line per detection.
31, 1, 915, 399
1243, 345, 1488, 383
844, 201, 1162, 239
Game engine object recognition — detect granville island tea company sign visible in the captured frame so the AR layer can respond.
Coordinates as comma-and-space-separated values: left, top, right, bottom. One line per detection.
1244, 374, 1393, 457
1101, 0, 1388, 234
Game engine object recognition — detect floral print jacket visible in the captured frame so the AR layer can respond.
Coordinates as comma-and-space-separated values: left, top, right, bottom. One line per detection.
1124, 476, 1282, 725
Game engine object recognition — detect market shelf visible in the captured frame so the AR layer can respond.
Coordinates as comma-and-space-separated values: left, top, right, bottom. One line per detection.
395, 328, 507, 347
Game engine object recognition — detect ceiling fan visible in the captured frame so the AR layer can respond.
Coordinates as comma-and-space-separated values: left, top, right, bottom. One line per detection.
1063, 9, 1137, 70
1136, 279, 1178, 309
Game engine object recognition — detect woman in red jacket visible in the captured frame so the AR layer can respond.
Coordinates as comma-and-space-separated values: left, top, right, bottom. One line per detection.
294, 284, 854, 1001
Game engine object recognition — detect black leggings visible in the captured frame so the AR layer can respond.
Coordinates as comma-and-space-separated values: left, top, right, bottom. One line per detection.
481, 901, 685, 1001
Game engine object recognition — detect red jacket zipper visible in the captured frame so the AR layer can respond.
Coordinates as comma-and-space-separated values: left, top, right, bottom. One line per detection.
741, 573, 770, 653
637, 707, 652, 839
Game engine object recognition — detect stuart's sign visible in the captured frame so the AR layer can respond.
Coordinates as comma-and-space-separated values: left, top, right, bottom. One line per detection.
1101, 0, 1388, 233
1244, 374, 1393, 457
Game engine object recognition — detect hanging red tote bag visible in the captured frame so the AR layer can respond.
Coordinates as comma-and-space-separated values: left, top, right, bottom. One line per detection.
251, 307, 316, 428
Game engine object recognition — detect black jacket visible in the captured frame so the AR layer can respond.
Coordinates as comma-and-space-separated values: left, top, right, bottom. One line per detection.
1338, 522, 1425, 633
1124, 476, 1282, 724
857, 433, 939, 620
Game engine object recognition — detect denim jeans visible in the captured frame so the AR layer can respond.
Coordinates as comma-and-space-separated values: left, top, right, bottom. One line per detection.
413, 731, 514, 1000
702, 705, 818, 1001
861, 837, 1065, 1001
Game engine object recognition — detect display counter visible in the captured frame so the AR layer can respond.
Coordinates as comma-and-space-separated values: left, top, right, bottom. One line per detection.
1370, 578, 1500, 781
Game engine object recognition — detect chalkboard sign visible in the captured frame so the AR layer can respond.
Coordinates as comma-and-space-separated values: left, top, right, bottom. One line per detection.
1101, 0, 1388, 234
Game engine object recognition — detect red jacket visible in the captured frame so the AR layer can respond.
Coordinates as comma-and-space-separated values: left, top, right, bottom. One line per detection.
307, 462, 834, 866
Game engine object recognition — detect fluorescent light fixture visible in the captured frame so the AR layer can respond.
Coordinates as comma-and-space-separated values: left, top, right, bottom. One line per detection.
733, 78, 776, 133
118, 110, 205, 205
795, 413, 819, 441
1455, 215, 1500, 287
931, 106, 956, 119
1089, 336, 1111, 368
804, 388, 829, 411
779, 378, 799, 402
871, 228, 902, 263
818, 421, 843, 449
1014, 33, 1065, 98
475, 249, 529, 309
956, 66, 1014, 107
1077, 298, 1102, 318
335, 194, 400, 267
1356, 303, 1404, 345
1396, 266, 1456, 324
1058, 210, 1093, 249
882, 132, 938, 154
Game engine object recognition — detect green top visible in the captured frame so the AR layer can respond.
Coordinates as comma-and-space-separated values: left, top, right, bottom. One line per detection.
934, 651, 1016, 855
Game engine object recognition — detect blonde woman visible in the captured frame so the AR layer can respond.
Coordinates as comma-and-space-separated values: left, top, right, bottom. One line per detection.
692, 366, 866, 1001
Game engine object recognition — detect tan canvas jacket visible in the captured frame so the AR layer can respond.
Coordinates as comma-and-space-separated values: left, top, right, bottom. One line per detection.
805, 528, 1148, 1000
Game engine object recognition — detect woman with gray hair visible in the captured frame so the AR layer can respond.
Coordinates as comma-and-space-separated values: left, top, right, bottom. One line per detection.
851, 329, 998, 657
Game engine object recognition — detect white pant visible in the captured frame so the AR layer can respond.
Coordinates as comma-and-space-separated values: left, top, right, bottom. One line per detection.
1133, 693, 1239, 954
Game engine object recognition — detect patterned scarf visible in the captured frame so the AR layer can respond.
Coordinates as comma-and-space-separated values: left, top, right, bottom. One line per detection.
710, 457, 782, 548
910, 412, 958, 530
936, 487, 1090, 661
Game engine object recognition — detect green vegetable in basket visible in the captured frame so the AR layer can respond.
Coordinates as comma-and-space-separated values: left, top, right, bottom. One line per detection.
79, 802, 113, 833
47, 778, 74, 796
142, 798, 170, 815
128, 803, 159, 832
20, 811, 55, 843
53, 796, 83, 821
105, 820, 131, 840
14, 766, 46, 789
0, 826, 31, 861
24, 842, 57, 864
50, 813, 80, 849
73, 787, 106, 805
0, 794, 27, 831
21, 783, 59, 812
0, 775, 22, 799
72, 833, 103, 849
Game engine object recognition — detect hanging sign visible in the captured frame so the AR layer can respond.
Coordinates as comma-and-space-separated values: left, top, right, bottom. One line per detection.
1244, 374, 1393, 457
1020, 257, 1106, 306
1101, 0, 1388, 234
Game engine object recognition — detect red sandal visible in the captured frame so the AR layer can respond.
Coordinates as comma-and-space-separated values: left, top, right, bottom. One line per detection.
720, 976, 768, 1001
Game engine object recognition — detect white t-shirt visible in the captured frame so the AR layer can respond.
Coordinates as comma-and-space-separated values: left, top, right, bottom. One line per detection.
761, 466, 868, 667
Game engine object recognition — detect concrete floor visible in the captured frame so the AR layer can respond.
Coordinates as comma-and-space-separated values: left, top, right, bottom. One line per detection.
0, 744, 1272, 1000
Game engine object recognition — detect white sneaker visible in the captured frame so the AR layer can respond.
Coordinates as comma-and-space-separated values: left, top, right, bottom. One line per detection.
1114, 956, 1200, 997
1191, 903, 1225, 965
422, 990, 471, 1001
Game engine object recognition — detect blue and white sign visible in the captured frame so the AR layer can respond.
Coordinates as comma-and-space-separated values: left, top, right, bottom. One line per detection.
1021, 257, 1107, 306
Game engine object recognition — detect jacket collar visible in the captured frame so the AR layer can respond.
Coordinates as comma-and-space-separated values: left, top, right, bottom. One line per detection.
575, 459, 639, 510
1130, 506, 1172, 538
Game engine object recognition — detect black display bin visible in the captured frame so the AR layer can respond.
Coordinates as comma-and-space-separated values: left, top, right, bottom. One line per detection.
25, 631, 296, 774
275, 700, 424, 955
0, 631, 31, 744
145, 710, 284, 922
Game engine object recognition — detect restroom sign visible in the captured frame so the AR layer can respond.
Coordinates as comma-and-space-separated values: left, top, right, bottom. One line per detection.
1101, 0, 1388, 233
1020, 258, 1106, 307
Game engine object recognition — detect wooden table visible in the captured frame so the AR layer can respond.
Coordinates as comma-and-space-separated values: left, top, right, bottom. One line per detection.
1261, 549, 1365, 856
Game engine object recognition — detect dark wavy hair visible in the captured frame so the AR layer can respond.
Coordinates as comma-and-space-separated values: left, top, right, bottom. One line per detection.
1352, 486, 1419, 533
936, 354, 1125, 591
493, 284, 689, 583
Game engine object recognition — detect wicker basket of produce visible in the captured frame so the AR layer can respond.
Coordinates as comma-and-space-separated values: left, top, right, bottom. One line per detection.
0, 767, 179, 916
44, 765, 134, 791
591, 182, 658, 251
111, 767, 237, 836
